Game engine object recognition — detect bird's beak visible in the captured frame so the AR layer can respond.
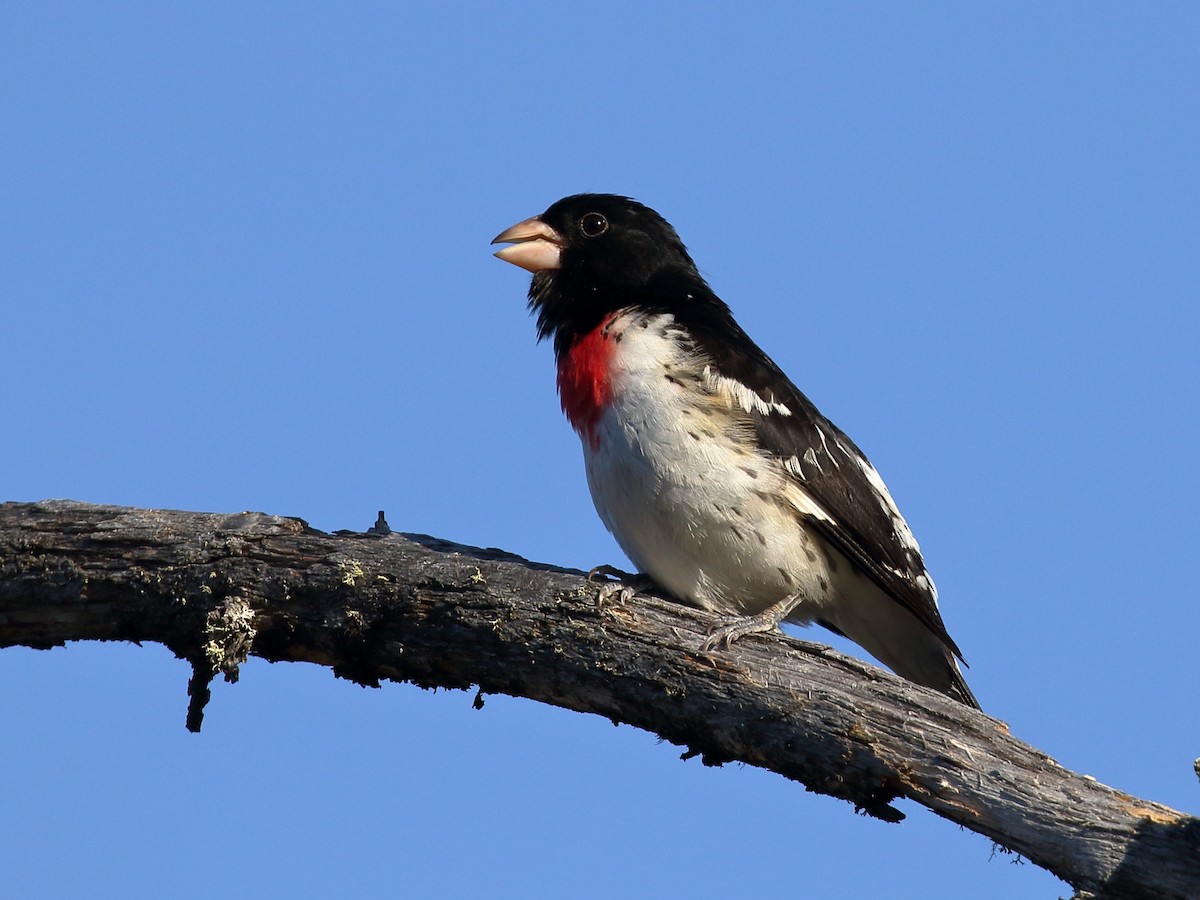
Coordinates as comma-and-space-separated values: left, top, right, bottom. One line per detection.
491, 217, 563, 272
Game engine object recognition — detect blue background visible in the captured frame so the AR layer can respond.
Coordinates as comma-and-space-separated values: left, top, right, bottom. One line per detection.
3, 4, 1197, 897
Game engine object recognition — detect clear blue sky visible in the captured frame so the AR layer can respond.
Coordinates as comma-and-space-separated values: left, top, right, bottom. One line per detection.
3, 4, 1197, 897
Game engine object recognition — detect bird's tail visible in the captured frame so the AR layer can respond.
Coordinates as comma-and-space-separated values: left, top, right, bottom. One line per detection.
815, 594, 980, 709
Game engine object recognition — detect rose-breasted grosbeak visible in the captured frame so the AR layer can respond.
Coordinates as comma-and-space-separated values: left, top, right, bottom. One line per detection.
492, 194, 978, 708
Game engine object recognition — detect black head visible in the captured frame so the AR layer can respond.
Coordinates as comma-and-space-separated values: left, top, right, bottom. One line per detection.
493, 193, 722, 356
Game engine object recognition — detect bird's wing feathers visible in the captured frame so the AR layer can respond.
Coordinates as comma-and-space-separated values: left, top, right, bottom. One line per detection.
684, 308, 964, 661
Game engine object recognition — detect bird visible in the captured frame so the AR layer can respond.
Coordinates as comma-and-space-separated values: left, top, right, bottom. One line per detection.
492, 193, 979, 708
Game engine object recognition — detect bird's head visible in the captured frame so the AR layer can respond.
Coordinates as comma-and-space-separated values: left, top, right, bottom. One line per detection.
493, 193, 708, 354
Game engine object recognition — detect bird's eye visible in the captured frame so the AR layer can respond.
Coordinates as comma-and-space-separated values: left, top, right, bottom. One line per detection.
580, 212, 608, 237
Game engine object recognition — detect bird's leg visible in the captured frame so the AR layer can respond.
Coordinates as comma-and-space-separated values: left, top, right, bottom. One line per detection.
701, 591, 806, 652
587, 565, 656, 610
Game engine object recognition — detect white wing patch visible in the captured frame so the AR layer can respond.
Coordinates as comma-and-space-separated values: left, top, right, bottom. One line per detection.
782, 479, 835, 525
782, 427, 843, 482
783, 455, 806, 479
815, 426, 841, 468
702, 366, 793, 417
804, 433, 939, 604
853, 454, 925, 559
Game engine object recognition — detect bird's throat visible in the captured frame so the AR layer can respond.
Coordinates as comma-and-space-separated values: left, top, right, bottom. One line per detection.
557, 317, 616, 448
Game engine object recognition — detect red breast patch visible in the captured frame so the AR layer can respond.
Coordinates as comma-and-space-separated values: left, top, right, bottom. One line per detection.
557, 317, 616, 448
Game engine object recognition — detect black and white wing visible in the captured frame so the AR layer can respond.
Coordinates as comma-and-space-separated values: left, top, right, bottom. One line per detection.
684, 303, 965, 662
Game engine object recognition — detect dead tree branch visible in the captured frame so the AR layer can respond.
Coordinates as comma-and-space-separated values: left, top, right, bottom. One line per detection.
1, 500, 1196, 898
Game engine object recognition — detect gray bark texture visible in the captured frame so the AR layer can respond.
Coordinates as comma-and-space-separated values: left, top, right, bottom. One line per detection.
1, 500, 1197, 898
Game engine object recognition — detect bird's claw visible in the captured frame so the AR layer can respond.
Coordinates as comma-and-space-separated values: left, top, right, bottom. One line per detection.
701, 609, 787, 653
701, 620, 748, 652
596, 582, 638, 609
587, 565, 653, 611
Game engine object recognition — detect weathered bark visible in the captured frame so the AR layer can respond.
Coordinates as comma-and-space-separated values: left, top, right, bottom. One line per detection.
1, 500, 1196, 898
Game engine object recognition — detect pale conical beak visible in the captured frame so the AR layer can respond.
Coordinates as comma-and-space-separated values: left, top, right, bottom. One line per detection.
491, 217, 564, 272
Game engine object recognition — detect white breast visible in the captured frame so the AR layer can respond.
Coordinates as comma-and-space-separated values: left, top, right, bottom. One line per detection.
577, 312, 837, 619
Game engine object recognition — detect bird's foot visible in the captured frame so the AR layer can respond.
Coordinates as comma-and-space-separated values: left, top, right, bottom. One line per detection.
701, 595, 801, 652
587, 565, 654, 610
